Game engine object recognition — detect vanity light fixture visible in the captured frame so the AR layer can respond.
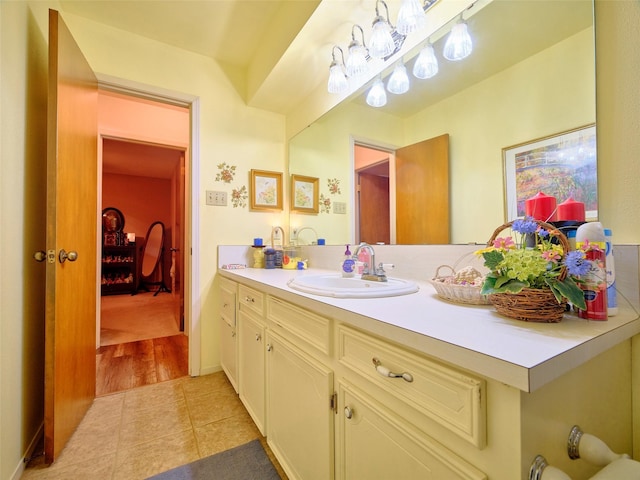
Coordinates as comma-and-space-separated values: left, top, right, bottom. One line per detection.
443, 17, 473, 61
387, 60, 410, 94
369, 0, 397, 59
345, 25, 370, 78
327, 46, 348, 94
366, 77, 387, 107
412, 42, 438, 79
396, 0, 426, 35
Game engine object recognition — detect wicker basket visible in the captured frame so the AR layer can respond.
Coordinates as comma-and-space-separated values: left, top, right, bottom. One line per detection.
486, 220, 570, 323
430, 265, 491, 305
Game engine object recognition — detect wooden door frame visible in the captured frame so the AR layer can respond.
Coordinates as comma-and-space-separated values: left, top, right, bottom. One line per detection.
95, 74, 202, 375
351, 137, 398, 245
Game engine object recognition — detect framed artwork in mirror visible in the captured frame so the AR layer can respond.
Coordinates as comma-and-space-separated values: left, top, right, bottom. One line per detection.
250, 169, 283, 211
290, 174, 319, 214
503, 124, 597, 221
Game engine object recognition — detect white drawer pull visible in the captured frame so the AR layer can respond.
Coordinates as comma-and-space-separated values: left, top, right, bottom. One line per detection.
344, 406, 353, 419
372, 357, 413, 383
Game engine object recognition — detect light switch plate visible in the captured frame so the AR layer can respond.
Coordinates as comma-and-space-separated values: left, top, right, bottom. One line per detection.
333, 202, 347, 214
206, 190, 227, 206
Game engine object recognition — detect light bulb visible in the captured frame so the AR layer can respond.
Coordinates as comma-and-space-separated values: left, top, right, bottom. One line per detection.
346, 43, 369, 78
413, 43, 438, 79
443, 21, 473, 61
327, 64, 348, 94
369, 19, 395, 59
396, 0, 426, 35
366, 78, 387, 107
387, 62, 410, 94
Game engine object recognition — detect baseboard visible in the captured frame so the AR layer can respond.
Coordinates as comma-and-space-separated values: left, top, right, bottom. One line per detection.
11, 422, 43, 480
199, 365, 222, 376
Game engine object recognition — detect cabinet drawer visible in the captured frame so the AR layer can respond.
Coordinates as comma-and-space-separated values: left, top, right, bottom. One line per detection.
337, 324, 486, 448
238, 284, 265, 317
267, 296, 331, 357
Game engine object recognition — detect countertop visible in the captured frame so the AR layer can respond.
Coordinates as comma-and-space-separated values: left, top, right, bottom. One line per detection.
218, 266, 640, 392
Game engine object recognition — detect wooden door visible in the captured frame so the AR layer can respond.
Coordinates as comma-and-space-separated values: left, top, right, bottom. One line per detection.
173, 152, 185, 329
358, 172, 390, 244
45, 9, 98, 464
395, 134, 450, 244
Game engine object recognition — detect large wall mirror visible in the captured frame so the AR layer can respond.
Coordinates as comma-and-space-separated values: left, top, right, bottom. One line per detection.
288, 0, 595, 246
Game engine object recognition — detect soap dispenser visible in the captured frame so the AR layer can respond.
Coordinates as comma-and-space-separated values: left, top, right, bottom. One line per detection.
341, 245, 355, 278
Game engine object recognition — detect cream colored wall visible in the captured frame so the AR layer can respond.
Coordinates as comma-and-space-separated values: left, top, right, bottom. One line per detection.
406, 28, 595, 243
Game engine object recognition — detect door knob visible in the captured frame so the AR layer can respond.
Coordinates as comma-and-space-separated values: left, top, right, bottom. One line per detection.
58, 249, 78, 263
33, 251, 47, 262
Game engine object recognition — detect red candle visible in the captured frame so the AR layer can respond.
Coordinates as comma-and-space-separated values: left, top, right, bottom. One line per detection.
557, 196, 586, 221
525, 192, 557, 221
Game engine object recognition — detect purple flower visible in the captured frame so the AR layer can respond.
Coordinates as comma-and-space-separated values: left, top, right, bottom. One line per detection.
564, 250, 590, 276
512, 218, 538, 234
537, 228, 549, 238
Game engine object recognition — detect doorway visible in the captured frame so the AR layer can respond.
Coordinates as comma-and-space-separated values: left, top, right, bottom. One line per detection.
96, 90, 191, 395
354, 143, 395, 245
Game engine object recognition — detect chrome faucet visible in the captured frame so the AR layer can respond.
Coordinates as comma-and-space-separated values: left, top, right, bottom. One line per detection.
352, 243, 387, 282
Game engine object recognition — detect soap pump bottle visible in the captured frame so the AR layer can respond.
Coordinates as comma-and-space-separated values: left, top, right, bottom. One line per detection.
341, 245, 355, 278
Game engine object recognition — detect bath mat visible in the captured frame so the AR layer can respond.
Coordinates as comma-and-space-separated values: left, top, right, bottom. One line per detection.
146, 439, 281, 480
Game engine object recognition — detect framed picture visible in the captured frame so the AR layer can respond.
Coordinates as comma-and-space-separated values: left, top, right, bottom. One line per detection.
503, 124, 597, 221
250, 169, 283, 211
290, 174, 319, 214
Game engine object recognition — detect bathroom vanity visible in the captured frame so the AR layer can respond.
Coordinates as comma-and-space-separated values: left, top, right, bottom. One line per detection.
217, 244, 640, 480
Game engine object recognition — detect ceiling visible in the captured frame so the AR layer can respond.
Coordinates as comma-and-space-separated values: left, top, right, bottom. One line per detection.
60, 0, 593, 120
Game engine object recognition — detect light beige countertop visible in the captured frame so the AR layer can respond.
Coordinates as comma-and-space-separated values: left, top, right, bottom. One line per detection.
218, 264, 640, 393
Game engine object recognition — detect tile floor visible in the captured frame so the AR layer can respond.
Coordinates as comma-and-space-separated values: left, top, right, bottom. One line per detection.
22, 372, 287, 480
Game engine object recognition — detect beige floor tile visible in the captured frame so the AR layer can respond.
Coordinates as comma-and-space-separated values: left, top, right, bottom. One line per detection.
185, 387, 246, 427
194, 410, 261, 457
21, 452, 116, 480
181, 370, 234, 399
113, 429, 199, 480
122, 377, 185, 414
119, 396, 192, 448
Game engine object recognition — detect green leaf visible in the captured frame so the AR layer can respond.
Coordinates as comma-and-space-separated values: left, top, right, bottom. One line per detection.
482, 250, 504, 271
547, 277, 587, 310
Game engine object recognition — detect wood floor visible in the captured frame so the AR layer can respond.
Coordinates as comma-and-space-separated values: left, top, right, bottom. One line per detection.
96, 334, 188, 396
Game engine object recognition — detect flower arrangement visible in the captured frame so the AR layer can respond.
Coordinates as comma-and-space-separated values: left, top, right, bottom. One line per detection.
476, 218, 588, 312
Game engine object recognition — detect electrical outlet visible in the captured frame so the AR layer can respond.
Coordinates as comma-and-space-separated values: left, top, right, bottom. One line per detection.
333, 202, 347, 214
206, 190, 227, 206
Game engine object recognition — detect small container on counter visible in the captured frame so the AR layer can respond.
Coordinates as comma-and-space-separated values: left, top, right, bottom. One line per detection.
264, 248, 276, 269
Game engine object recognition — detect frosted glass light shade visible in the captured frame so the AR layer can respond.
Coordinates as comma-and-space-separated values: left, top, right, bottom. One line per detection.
413, 44, 438, 79
366, 78, 387, 107
346, 44, 369, 78
396, 0, 426, 35
443, 22, 472, 61
387, 63, 410, 94
328, 64, 348, 94
369, 20, 395, 59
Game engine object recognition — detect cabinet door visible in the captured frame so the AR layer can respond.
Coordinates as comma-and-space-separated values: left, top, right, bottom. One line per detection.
336, 380, 486, 480
238, 310, 266, 435
266, 331, 334, 480
219, 318, 238, 393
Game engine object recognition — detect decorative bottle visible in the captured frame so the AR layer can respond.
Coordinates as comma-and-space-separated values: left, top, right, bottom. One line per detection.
341, 245, 355, 278
575, 222, 608, 320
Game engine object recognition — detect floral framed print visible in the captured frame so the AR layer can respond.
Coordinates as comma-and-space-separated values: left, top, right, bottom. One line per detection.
503, 124, 597, 221
250, 169, 283, 211
290, 174, 319, 214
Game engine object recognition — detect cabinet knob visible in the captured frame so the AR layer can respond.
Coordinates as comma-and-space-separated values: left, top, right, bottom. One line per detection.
344, 406, 353, 419
231, 331, 236, 338
255, 333, 262, 342
266, 343, 273, 352
245, 296, 255, 303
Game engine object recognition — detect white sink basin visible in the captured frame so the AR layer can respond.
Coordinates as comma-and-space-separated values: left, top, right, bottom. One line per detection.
287, 274, 419, 298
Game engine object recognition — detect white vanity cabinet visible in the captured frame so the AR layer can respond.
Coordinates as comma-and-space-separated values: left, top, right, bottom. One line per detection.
266, 296, 335, 480
237, 284, 267, 434
218, 277, 238, 392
